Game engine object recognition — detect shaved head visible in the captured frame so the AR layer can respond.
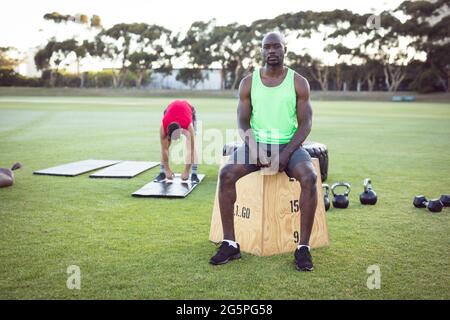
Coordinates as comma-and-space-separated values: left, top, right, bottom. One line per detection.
262, 32, 286, 47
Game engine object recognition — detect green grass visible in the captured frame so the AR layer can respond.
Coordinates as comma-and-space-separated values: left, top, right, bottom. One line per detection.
0, 95, 449, 299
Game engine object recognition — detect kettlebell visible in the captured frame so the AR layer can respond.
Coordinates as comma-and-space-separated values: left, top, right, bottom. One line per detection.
322, 184, 330, 211
360, 178, 377, 205
331, 182, 351, 209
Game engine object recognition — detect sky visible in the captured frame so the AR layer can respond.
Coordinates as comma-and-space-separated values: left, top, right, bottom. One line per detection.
2, 0, 403, 51
2, 0, 408, 75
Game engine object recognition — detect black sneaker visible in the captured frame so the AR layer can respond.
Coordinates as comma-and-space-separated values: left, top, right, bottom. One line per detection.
294, 246, 314, 271
154, 172, 166, 182
191, 173, 200, 184
209, 242, 241, 265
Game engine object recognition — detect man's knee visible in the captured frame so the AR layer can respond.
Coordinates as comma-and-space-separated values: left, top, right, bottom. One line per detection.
300, 170, 317, 189
219, 165, 240, 186
300, 171, 317, 188
290, 164, 317, 189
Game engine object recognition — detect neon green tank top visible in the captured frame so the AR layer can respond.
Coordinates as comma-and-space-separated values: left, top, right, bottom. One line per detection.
250, 67, 297, 144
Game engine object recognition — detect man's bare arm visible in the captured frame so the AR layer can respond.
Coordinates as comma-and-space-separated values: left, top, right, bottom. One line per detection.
183, 125, 197, 173
237, 75, 269, 166
159, 125, 172, 173
283, 73, 313, 156
237, 75, 255, 143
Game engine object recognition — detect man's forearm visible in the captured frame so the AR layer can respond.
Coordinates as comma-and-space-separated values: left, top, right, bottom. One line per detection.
184, 131, 196, 171
238, 120, 257, 147
183, 145, 195, 173
184, 164, 192, 173
161, 149, 170, 169
284, 123, 311, 155
184, 147, 193, 171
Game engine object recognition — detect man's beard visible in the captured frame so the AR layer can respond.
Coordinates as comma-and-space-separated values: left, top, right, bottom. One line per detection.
266, 55, 282, 67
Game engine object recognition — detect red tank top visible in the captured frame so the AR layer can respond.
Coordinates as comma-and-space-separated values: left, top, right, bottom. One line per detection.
162, 100, 193, 135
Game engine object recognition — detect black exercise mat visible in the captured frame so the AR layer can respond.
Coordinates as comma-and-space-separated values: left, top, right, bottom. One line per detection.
90, 161, 159, 179
132, 174, 205, 198
34, 160, 121, 177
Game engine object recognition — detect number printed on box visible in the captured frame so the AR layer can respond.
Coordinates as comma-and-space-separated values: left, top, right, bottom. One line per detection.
235, 205, 251, 219
290, 200, 300, 213
293, 231, 300, 243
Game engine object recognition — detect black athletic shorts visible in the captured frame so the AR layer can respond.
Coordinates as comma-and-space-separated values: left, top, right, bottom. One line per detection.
227, 142, 312, 176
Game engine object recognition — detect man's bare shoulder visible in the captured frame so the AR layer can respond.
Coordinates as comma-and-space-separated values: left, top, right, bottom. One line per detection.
240, 73, 253, 89
293, 71, 309, 87
239, 73, 253, 97
293, 71, 310, 97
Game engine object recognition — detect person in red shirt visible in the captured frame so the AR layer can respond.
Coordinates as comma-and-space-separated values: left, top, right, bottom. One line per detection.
156, 100, 199, 183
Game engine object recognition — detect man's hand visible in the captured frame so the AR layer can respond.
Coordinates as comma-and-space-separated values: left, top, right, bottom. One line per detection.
258, 147, 271, 167
277, 149, 291, 172
249, 146, 270, 168
267, 149, 291, 172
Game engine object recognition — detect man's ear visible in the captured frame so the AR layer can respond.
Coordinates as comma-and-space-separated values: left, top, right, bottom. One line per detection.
284, 46, 287, 54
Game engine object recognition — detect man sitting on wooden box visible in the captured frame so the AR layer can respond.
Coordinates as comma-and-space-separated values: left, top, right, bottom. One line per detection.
210, 32, 318, 271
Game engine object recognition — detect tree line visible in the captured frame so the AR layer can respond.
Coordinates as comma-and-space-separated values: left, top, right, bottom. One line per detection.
1, 0, 449, 92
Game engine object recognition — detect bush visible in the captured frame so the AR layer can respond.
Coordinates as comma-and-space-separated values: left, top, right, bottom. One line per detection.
409, 68, 446, 93
122, 71, 137, 87
85, 71, 114, 88
55, 72, 81, 87
0, 69, 42, 87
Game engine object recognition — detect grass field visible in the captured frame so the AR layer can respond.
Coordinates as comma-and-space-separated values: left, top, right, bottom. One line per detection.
0, 95, 449, 299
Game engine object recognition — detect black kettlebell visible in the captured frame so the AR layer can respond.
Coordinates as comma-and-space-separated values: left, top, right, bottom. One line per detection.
360, 178, 378, 205
331, 182, 351, 209
322, 184, 330, 211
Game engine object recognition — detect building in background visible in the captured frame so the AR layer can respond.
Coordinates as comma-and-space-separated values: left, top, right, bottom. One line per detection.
16, 48, 41, 78
147, 69, 222, 90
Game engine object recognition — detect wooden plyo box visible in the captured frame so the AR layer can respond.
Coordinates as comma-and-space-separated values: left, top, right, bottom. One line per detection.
209, 157, 329, 256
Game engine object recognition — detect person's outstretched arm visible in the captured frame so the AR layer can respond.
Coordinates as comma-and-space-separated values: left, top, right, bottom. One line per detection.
182, 125, 197, 180
160, 125, 174, 178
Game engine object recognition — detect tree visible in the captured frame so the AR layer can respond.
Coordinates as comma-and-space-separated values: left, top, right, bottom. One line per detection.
97, 24, 133, 87
95, 23, 171, 88
43, 11, 102, 29
0, 47, 20, 70
128, 24, 172, 88
287, 52, 329, 90
176, 68, 205, 89
226, 24, 260, 90
34, 50, 53, 86
250, 9, 375, 91
181, 21, 260, 89
73, 41, 90, 87
383, 61, 407, 92
325, 44, 354, 90
26, 3, 448, 92
40, 12, 103, 87
396, 0, 450, 92
427, 43, 450, 91
178, 20, 215, 87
